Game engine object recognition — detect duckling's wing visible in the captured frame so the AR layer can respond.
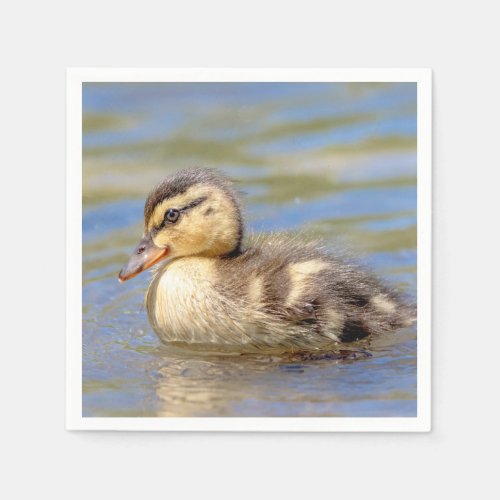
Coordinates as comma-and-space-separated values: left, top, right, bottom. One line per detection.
218, 233, 414, 346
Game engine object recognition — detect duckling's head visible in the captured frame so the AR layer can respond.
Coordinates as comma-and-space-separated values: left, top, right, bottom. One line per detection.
119, 168, 243, 282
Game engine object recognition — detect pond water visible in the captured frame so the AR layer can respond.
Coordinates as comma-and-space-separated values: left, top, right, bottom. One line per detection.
82, 82, 417, 417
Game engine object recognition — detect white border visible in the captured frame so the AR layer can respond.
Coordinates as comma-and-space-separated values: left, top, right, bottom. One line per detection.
67, 68, 432, 432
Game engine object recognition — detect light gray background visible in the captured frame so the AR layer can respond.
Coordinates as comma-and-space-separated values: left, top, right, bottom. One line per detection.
2, 1, 498, 498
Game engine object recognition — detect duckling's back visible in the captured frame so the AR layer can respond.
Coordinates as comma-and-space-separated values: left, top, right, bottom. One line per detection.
217, 235, 413, 345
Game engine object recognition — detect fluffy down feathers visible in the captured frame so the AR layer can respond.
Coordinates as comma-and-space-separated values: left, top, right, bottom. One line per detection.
146, 233, 414, 352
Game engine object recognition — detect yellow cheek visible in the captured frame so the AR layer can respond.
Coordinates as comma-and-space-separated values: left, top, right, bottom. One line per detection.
152, 223, 208, 255
152, 231, 171, 248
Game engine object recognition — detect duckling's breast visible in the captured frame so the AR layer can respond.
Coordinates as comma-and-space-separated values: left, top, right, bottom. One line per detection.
145, 257, 262, 346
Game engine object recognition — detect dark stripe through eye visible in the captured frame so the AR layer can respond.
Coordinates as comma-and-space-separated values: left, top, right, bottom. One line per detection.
159, 196, 209, 230
180, 196, 208, 212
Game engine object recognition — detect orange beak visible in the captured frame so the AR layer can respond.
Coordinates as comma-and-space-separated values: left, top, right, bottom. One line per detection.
118, 234, 169, 282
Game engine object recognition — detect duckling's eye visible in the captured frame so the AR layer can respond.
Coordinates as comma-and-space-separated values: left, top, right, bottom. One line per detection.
164, 208, 180, 224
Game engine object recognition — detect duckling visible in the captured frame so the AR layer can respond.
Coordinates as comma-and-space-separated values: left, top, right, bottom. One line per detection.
119, 168, 413, 352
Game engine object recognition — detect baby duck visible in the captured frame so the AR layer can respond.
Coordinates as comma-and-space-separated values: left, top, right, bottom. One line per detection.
119, 168, 413, 352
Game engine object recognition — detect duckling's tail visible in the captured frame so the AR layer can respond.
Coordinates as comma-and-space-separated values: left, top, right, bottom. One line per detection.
396, 301, 417, 329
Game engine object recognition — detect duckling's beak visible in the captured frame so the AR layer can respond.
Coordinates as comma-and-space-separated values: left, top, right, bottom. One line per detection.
118, 234, 169, 282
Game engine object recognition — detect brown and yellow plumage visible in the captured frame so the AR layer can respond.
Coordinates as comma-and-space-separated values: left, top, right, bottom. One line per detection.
119, 168, 413, 352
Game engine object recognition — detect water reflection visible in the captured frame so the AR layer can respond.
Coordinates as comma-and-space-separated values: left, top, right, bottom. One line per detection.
151, 331, 416, 417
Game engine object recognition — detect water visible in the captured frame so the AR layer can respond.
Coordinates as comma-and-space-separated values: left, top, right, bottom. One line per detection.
82, 82, 417, 417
